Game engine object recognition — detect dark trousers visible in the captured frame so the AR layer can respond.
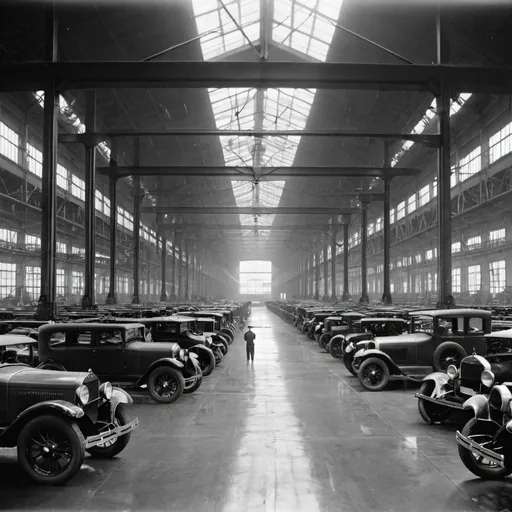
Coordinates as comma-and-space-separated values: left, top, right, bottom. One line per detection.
246, 343, 254, 361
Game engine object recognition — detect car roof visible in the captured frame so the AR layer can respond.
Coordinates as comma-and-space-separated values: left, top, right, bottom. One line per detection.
0, 335, 38, 346
410, 309, 492, 318
191, 311, 223, 317
361, 317, 408, 323
486, 328, 512, 339
343, 312, 366, 318
110, 315, 196, 323
39, 322, 145, 332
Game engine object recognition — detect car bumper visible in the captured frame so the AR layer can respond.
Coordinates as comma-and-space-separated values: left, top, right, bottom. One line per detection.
456, 430, 505, 467
85, 417, 139, 449
415, 392, 464, 410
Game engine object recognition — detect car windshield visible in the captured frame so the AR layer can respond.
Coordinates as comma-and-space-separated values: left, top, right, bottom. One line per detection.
99, 330, 123, 345
126, 328, 144, 343
413, 318, 434, 335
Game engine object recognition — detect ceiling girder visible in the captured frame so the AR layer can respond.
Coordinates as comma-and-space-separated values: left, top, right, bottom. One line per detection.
142, 206, 359, 215
2, 61, 512, 93
165, 224, 333, 231
98, 166, 419, 180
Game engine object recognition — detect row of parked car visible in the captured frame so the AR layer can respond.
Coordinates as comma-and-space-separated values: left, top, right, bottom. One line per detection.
0, 301, 250, 485
267, 300, 512, 481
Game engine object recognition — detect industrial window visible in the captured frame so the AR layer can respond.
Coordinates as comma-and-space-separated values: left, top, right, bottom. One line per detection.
375, 217, 383, 231
402, 256, 411, 266
427, 272, 437, 292
99, 275, 110, 295
432, 178, 437, 198
25, 234, 41, 251
239, 260, 271, 295
0, 262, 16, 298
117, 207, 134, 232
57, 241, 67, 253
117, 276, 129, 294
27, 143, 42, 177
407, 194, 417, 214
72, 270, 84, 296
415, 254, 422, 264
489, 122, 512, 163
72, 246, 85, 257
450, 165, 457, 188
0, 228, 17, 244
390, 208, 396, 224
57, 164, 69, 190
71, 175, 85, 201
25, 266, 41, 300
414, 274, 422, 294
396, 260, 402, 268
376, 264, 384, 273
468, 265, 481, 293
490, 260, 506, 294
418, 185, 430, 207
452, 268, 461, 293
452, 241, 461, 253
367, 222, 374, 235
95, 191, 104, 212
103, 196, 111, 217
397, 201, 406, 220
56, 268, 66, 297
459, 146, 481, 182
327, 245, 331, 259
425, 248, 437, 261
490, 228, 506, 246
467, 235, 482, 250
403, 280, 408, 294
0, 121, 19, 162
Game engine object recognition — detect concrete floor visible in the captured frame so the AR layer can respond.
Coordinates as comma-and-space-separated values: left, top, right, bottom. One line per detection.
2, 304, 512, 512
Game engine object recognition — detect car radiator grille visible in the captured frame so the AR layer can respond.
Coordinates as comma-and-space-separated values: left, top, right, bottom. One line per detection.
460, 359, 484, 389
14, 390, 66, 417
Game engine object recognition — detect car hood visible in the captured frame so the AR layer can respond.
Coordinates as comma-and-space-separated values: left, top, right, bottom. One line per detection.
356, 332, 430, 349
128, 340, 180, 355
0, 365, 89, 389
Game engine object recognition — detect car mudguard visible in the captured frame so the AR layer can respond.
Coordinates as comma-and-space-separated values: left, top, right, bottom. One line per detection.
136, 357, 184, 386
421, 372, 451, 398
463, 394, 490, 420
108, 387, 134, 421
353, 348, 402, 375
0, 400, 85, 446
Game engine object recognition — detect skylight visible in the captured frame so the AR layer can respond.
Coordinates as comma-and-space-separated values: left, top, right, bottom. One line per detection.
273, 0, 344, 61
194, 0, 260, 60
391, 93, 472, 167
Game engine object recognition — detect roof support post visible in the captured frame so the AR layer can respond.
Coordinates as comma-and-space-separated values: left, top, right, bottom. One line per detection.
170, 230, 176, 300
323, 234, 329, 301
382, 144, 393, 305
37, 5, 58, 320
315, 246, 320, 301
309, 251, 314, 299
81, 90, 97, 309
131, 139, 141, 305
185, 238, 190, 301
331, 218, 338, 301
359, 200, 370, 303
341, 223, 350, 301
436, 6, 455, 309
159, 221, 168, 302
106, 144, 118, 305
177, 233, 183, 300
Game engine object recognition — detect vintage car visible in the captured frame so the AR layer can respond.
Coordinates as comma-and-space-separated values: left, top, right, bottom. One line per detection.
316, 316, 350, 348
324, 312, 367, 355
37, 323, 202, 404
456, 382, 512, 479
0, 363, 138, 484
350, 309, 492, 391
103, 316, 220, 376
187, 311, 235, 344
415, 328, 512, 424
339, 318, 410, 374
0, 335, 39, 366
193, 317, 230, 354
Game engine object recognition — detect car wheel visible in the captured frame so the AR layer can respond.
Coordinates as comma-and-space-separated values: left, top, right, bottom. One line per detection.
190, 347, 216, 376
217, 339, 229, 355
358, 357, 390, 391
417, 381, 453, 425
433, 342, 467, 372
147, 366, 185, 404
37, 361, 66, 371
17, 414, 85, 485
214, 348, 223, 365
344, 354, 358, 377
329, 338, 343, 359
319, 333, 331, 351
87, 404, 132, 458
458, 417, 512, 479
184, 375, 203, 394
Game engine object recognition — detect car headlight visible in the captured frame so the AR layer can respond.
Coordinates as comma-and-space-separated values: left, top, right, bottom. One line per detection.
76, 385, 89, 405
180, 348, 189, 361
481, 370, 495, 388
447, 365, 459, 380
99, 382, 113, 400
489, 384, 511, 412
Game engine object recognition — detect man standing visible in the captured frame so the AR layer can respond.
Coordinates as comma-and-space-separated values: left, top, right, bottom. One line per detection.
244, 326, 256, 362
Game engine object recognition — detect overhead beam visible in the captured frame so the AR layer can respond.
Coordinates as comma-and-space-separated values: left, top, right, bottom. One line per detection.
98, 165, 420, 180
59, 131, 440, 146
164, 224, 333, 231
3, 61, 512, 93
142, 206, 360, 215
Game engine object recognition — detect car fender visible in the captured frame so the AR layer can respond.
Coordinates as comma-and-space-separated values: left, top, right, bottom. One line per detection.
0, 400, 85, 446
353, 349, 402, 375
107, 387, 134, 421
462, 394, 490, 420
136, 358, 184, 386
421, 372, 451, 397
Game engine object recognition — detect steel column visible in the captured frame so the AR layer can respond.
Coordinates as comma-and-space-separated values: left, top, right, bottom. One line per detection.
132, 140, 141, 304
37, 7, 58, 320
437, 7, 455, 308
331, 219, 337, 300
81, 91, 96, 309
185, 238, 190, 300
359, 201, 369, 303
382, 176, 392, 304
323, 236, 329, 300
341, 224, 350, 301
160, 232, 168, 301
177, 233, 183, 299
106, 146, 118, 305
315, 249, 320, 301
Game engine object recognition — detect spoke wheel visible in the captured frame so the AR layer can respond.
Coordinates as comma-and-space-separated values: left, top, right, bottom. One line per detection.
18, 415, 85, 485
439, 350, 461, 370
329, 339, 342, 359
358, 357, 390, 391
458, 418, 512, 479
417, 381, 453, 424
148, 367, 185, 404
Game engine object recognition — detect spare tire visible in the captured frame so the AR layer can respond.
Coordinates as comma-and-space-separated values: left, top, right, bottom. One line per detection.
433, 342, 467, 372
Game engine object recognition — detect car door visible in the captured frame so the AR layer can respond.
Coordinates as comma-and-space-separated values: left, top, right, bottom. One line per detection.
89, 330, 126, 378
61, 330, 96, 372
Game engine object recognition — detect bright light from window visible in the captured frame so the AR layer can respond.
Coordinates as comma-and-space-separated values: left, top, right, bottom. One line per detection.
240, 260, 272, 295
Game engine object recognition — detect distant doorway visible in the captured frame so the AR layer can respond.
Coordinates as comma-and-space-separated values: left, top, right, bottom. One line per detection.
239, 261, 271, 296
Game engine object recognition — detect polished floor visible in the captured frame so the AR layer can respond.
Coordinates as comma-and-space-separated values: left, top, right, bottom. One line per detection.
1, 305, 512, 512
